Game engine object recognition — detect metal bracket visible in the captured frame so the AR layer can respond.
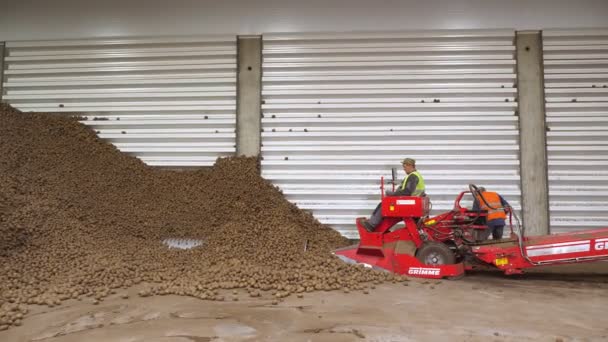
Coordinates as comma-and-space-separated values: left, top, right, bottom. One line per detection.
0, 42, 5, 102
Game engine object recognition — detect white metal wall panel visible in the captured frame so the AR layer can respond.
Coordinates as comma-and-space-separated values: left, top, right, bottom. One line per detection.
543, 29, 608, 233
261, 30, 521, 239
2, 36, 237, 167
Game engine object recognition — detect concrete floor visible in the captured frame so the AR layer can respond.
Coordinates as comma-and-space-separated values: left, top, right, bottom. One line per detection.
2, 266, 608, 342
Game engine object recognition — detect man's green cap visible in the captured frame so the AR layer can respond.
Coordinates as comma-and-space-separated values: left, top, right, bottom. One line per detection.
402, 158, 416, 166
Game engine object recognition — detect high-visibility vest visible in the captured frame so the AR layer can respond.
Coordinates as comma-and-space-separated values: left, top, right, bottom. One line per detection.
475, 191, 506, 221
400, 170, 426, 196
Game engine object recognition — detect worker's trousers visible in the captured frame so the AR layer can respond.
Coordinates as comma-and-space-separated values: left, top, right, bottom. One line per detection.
490, 225, 504, 240
368, 202, 383, 228
481, 221, 504, 240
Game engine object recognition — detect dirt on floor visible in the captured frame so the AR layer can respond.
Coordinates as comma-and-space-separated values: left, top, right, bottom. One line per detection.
1, 269, 608, 342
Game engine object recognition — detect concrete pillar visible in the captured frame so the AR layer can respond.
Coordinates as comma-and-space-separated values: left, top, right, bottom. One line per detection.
515, 31, 550, 236
236, 35, 262, 157
0, 42, 5, 102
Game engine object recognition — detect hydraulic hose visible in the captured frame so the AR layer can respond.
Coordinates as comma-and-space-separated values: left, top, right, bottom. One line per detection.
508, 206, 542, 266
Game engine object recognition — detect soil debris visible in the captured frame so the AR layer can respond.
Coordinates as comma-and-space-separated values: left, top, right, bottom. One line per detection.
0, 104, 402, 330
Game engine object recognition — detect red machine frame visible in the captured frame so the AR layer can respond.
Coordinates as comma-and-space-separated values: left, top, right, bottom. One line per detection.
334, 178, 608, 279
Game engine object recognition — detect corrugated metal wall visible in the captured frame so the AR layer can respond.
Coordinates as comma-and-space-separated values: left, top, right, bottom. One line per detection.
261, 30, 521, 238
544, 29, 608, 233
1, 36, 237, 167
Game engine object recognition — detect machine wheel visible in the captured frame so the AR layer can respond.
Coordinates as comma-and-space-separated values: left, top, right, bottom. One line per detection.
415, 242, 456, 266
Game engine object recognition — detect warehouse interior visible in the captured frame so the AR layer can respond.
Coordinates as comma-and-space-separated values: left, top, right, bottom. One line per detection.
1, 0, 608, 341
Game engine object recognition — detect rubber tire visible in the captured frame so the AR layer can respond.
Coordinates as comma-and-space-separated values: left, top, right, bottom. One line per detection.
415, 242, 456, 266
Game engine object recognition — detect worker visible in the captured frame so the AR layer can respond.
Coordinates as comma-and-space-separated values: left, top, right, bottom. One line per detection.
361, 158, 425, 232
472, 187, 510, 240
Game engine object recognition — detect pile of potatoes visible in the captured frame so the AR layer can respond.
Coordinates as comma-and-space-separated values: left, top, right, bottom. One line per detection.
0, 104, 407, 331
